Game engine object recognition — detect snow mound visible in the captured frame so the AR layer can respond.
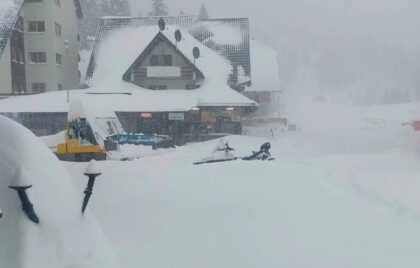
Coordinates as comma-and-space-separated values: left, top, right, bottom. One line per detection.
0, 115, 120, 268
66, 134, 420, 268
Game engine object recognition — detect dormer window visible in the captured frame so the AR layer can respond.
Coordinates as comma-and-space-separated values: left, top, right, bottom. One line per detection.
150, 55, 172, 66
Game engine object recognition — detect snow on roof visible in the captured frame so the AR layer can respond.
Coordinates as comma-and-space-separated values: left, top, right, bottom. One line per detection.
85, 16, 196, 82
88, 26, 158, 86
0, 0, 23, 58
85, 16, 251, 86
189, 18, 251, 86
0, 115, 120, 267
75, 24, 255, 111
67, 99, 126, 146
246, 40, 282, 92
90, 25, 232, 86
202, 24, 242, 45
0, 80, 256, 114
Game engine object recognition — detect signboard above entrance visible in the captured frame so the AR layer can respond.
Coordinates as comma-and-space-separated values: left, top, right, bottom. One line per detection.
168, 113, 185, 121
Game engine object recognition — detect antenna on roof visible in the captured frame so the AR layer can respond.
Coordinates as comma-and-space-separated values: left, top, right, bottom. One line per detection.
192, 47, 201, 82
158, 18, 166, 31
193, 47, 200, 59
175, 29, 182, 49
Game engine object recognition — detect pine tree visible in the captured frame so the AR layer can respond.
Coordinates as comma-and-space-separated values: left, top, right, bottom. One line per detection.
198, 3, 209, 20
148, 0, 168, 16
78, 0, 131, 49
100, 0, 131, 16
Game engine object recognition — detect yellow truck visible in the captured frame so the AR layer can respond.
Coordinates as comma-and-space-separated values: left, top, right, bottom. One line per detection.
55, 101, 123, 162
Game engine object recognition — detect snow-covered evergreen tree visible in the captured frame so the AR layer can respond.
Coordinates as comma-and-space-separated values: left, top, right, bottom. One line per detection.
148, 0, 168, 16
100, 0, 130, 16
198, 3, 209, 20
78, 0, 131, 49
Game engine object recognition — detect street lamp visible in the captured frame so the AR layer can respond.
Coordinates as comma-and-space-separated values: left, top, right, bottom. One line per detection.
9, 165, 40, 224
81, 160, 102, 214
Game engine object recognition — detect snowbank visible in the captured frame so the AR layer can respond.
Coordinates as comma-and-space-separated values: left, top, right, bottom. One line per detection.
64, 133, 420, 268
40, 130, 66, 149
0, 115, 120, 268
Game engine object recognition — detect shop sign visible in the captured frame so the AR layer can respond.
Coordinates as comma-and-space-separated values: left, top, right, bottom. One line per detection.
141, 113, 153, 118
168, 112, 185, 121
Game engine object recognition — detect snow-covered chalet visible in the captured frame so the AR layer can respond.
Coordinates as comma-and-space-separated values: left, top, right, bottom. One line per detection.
0, 16, 256, 144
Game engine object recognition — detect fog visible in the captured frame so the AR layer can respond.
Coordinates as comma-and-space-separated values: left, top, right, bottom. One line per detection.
131, 0, 420, 103
130, 0, 420, 104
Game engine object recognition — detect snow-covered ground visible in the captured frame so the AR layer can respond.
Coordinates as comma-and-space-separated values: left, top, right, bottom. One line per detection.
60, 100, 420, 268
1, 99, 420, 267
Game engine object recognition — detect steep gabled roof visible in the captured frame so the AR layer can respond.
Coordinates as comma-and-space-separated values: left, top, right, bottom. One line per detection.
87, 24, 233, 87
122, 32, 205, 82
85, 16, 196, 82
0, 0, 24, 58
85, 16, 251, 87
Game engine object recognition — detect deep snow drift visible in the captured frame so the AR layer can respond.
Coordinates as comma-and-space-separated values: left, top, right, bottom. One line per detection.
0, 116, 120, 268
2, 99, 420, 268
63, 100, 420, 268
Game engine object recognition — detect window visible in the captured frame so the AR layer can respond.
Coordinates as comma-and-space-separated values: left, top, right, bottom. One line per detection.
54, 0, 61, 7
150, 56, 159, 66
56, 53, 63, 65
57, 83, 63, 90
29, 52, 47, 63
150, 55, 172, 66
164, 55, 172, 66
32, 83, 46, 93
28, 21, 45, 33
55, 23, 62, 37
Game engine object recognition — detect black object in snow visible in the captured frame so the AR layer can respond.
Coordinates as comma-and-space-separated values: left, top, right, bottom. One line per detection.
242, 142, 274, 161
82, 172, 101, 214
9, 185, 40, 224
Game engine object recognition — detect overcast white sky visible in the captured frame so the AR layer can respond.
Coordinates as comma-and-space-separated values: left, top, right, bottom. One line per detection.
128, 0, 420, 99
128, 0, 420, 48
